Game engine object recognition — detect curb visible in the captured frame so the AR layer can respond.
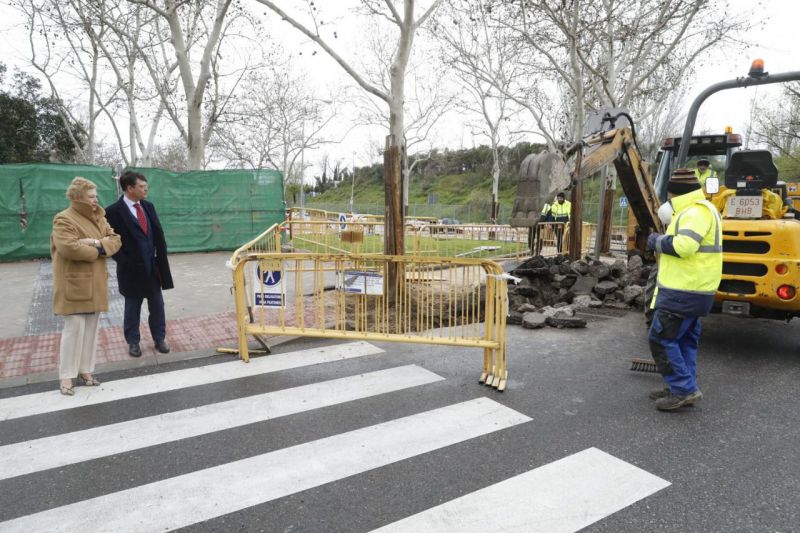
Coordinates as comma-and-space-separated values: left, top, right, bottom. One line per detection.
0, 348, 216, 390
0, 335, 301, 390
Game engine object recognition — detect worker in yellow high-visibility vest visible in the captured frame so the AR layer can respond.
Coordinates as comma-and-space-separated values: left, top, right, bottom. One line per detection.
645, 169, 722, 411
694, 158, 717, 187
550, 192, 571, 252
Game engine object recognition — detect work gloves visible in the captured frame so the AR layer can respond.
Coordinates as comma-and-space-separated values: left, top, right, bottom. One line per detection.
647, 232, 661, 251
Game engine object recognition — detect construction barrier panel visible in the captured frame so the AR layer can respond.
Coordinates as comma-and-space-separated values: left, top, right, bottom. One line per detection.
0, 163, 285, 261
228, 225, 511, 390
0, 163, 117, 261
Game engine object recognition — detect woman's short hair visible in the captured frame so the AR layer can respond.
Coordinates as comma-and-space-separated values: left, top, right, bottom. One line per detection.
66, 176, 98, 201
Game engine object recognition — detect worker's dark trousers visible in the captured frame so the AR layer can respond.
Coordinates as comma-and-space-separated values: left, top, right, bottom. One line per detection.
648, 309, 701, 396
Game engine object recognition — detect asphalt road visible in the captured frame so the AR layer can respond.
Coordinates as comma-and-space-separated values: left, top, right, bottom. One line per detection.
0, 310, 797, 532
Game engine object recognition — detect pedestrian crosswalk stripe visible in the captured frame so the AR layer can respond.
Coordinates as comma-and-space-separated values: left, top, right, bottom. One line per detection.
0, 398, 531, 532
0, 365, 443, 481
371, 447, 670, 533
0, 341, 384, 421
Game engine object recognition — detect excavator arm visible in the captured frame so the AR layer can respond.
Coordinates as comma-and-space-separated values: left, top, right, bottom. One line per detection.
511, 126, 663, 254
578, 127, 664, 247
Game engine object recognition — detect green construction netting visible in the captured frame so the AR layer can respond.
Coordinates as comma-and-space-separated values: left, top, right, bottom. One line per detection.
0, 164, 285, 261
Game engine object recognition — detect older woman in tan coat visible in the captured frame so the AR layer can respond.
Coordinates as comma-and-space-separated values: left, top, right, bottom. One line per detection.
51, 177, 121, 395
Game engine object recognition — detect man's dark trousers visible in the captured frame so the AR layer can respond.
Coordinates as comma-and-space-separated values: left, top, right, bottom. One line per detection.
123, 275, 165, 344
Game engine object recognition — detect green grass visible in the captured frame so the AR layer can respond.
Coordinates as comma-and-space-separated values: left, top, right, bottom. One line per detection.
288, 232, 524, 259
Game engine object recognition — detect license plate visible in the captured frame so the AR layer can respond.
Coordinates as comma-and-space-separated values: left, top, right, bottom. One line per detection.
726, 196, 762, 218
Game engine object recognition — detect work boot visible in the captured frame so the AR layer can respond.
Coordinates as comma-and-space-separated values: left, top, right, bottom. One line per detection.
655, 390, 703, 411
648, 387, 670, 400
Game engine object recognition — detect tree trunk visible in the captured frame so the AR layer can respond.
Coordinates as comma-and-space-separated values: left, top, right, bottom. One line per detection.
600, 178, 615, 253
187, 111, 205, 169
384, 135, 404, 295
568, 184, 583, 261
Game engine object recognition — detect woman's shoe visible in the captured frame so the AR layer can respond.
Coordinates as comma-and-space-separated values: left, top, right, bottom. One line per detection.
60, 383, 75, 396
77, 374, 101, 386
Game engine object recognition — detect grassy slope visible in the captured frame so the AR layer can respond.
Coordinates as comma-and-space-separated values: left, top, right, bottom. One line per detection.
307, 171, 519, 221
306, 150, 630, 224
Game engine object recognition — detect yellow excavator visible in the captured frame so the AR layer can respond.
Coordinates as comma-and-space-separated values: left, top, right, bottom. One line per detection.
511, 59, 800, 322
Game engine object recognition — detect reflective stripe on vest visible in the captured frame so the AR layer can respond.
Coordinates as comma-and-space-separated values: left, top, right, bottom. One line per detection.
657, 191, 723, 295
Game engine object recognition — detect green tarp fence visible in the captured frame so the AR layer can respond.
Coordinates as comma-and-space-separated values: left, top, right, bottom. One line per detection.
0, 163, 285, 261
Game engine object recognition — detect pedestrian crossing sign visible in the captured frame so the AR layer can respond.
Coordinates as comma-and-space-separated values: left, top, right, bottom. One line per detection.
254, 262, 284, 308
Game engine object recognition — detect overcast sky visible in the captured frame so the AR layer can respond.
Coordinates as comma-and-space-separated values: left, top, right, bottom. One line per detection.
1, 0, 797, 173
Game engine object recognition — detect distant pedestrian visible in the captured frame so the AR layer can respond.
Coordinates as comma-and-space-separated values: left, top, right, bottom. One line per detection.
105, 171, 174, 358
51, 177, 121, 395
646, 169, 722, 411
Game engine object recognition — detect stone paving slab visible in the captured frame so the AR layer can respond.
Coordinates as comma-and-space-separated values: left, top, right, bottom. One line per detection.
24, 261, 126, 336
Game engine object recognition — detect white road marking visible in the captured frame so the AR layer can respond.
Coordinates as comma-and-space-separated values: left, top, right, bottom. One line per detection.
372, 447, 671, 533
0, 398, 531, 532
0, 365, 442, 481
0, 341, 384, 421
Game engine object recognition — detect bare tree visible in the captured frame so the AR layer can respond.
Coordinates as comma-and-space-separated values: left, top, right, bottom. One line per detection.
210, 64, 337, 198
251, 0, 444, 258
12, 0, 120, 163
126, 0, 264, 169
87, 1, 173, 166
752, 83, 800, 160
349, 27, 454, 207
634, 84, 689, 162
491, 0, 751, 141
436, 0, 524, 222
12, 0, 261, 169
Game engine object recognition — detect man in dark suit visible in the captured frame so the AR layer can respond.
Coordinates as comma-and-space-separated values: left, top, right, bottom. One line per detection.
105, 171, 174, 357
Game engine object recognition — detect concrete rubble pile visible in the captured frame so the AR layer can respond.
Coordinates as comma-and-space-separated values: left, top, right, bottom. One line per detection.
507, 254, 654, 330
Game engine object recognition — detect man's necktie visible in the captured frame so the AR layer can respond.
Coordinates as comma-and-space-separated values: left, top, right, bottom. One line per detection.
134, 203, 149, 234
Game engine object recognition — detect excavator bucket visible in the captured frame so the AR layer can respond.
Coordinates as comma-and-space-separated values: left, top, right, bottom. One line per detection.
510, 152, 571, 227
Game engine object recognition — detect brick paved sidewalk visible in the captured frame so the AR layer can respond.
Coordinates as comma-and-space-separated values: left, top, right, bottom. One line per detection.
0, 312, 239, 382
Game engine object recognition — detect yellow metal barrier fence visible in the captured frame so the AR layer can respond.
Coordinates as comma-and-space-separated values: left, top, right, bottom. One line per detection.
231, 252, 510, 390
281, 219, 531, 260
288, 207, 437, 227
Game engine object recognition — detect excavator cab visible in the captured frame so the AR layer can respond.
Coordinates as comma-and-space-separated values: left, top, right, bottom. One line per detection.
652, 132, 742, 203
724, 150, 778, 192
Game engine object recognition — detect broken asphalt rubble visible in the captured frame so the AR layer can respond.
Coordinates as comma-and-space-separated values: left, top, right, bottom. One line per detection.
506, 254, 653, 329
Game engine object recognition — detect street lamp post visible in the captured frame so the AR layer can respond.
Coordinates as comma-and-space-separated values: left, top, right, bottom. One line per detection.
299, 120, 306, 218
349, 151, 356, 213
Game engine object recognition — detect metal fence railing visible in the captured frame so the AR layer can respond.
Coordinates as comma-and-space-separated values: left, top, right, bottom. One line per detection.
229, 249, 510, 390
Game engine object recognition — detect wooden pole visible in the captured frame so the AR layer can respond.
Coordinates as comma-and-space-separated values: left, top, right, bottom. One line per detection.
384, 135, 404, 292
599, 182, 615, 253
566, 145, 584, 261
568, 183, 583, 260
